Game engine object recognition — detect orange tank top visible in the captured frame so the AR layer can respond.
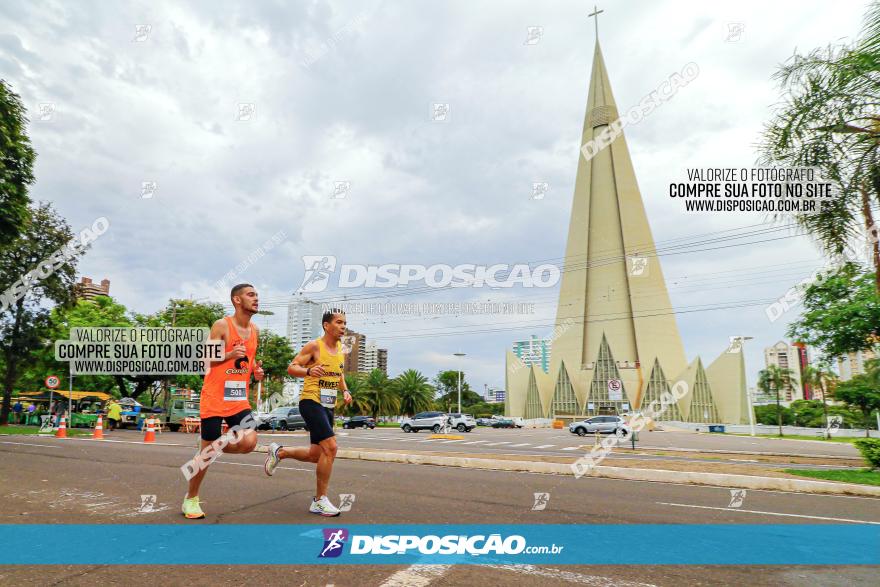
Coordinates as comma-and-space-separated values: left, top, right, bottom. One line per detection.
200, 316, 257, 418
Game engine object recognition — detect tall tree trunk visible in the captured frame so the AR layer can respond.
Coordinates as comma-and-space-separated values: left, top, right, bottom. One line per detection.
0, 300, 26, 426
821, 380, 830, 439
861, 186, 880, 294
776, 385, 783, 437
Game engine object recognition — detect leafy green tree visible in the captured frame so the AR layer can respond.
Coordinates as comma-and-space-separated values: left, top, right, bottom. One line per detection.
0, 80, 35, 247
465, 401, 505, 417
256, 330, 295, 406
359, 368, 399, 420
392, 369, 434, 416
339, 372, 372, 416
758, 365, 794, 436
433, 369, 482, 410
0, 203, 82, 425
789, 263, 880, 358
834, 374, 880, 437
138, 298, 225, 406
759, 3, 880, 291
800, 363, 839, 435
19, 295, 132, 396
754, 404, 793, 426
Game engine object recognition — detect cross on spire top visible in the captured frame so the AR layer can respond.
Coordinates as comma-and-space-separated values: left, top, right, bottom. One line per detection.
588, 5, 604, 39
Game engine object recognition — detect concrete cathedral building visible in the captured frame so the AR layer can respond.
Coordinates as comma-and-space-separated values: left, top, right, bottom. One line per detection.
505, 36, 748, 425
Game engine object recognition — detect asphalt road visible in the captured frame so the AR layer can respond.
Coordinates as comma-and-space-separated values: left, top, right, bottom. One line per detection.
1, 433, 877, 586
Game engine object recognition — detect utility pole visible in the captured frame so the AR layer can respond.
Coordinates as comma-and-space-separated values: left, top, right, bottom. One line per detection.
454, 352, 466, 413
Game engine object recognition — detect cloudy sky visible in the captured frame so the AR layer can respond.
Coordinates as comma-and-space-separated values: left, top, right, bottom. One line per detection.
1, 0, 871, 394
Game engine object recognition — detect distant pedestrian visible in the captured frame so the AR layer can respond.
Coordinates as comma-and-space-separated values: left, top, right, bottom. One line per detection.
12, 400, 23, 424
106, 399, 122, 431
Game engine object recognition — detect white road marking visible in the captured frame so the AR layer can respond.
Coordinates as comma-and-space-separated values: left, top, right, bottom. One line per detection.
561, 447, 580, 451
0, 441, 62, 448
534, 444, 556, 449
485, 564, 657, 586
486, 442, 512, 446
42, 437, 187, 447
379, 564, 451, 586
214, 461, 312, 473
657, 502, 880, 525
441, 440, 464, 443
461, 441, 483, 445
510, 443, 532, 447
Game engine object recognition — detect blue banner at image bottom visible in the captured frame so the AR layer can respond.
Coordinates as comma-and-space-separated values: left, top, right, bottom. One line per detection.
2, 524, 877, 565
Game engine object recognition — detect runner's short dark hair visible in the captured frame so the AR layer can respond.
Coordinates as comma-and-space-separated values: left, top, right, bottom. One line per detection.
230, 283, 254, 301
322, 308, 345, 326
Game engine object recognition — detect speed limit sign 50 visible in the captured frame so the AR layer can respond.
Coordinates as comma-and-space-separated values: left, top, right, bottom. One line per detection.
45, 375, 61, 389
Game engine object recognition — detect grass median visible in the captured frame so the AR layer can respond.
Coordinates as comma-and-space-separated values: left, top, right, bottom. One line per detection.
784, 468, 880, 486
728, 433, 861, 444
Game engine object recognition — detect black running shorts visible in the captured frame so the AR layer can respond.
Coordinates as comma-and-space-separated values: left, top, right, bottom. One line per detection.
299, 399, 335, 445
201, 408, 253, 442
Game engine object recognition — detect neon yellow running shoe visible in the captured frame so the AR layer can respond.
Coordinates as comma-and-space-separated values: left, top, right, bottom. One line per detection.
182, 494, 205, 519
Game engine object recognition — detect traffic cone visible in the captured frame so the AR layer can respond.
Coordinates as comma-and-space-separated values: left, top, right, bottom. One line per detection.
55, 416, 67, 439
92, 415, 104, 440
143, 417, 156, 443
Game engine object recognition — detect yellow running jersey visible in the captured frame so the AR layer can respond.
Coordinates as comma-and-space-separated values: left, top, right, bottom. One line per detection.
301, 339, 344, 407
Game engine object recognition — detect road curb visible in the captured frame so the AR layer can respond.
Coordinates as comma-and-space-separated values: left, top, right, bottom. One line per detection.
606, 445, 859, 460
336, 449, 880, 497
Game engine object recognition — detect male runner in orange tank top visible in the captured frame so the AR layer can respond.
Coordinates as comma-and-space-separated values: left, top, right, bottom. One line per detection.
263, 309, 352, 516
181, 283, 264, 519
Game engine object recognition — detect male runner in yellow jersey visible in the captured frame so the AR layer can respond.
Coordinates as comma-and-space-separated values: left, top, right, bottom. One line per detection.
264, 309, 351, 516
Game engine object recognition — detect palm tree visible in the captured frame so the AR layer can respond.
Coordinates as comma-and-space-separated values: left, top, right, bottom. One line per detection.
759, 2, 880, 293
360, 369, 399, 421
339, 372, 372, 416
392, 369, 435, 416
801, 362, 839, 437
758, 365, 794, 436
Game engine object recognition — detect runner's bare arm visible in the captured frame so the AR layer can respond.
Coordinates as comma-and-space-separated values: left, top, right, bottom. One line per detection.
208, 318, 230, 368
287, 341, 319, 378
340, 369, 352, 403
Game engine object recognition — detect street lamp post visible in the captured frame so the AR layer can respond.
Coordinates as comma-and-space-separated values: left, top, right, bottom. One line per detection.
736, 336, 756, 436
453, 352, 466, 414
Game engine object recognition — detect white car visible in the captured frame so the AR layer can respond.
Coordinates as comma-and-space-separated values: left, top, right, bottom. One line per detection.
400, 411, 450, 433
569, 415, 631, 436
447, 413, 477, 432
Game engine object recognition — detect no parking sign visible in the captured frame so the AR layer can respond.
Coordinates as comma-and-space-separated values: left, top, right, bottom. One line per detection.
607, 378, 623, 401
45, 375, 60, 389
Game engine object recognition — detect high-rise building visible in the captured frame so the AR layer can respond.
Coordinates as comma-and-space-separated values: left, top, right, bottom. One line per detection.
505, 33, 748, 424
360, 341, 378, 372
377, 348, 388, 375
837, 349, 877, 381
763, 341, 810, 402
343, 329, 366, 374
286, 296, 324, 352
512, 336, 551, 374
75, 277, 110, 300
342, 331, 388, 375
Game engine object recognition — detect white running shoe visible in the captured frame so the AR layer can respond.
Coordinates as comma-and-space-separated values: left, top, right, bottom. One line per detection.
264, 442, 281, 476
309, 495, 341, 517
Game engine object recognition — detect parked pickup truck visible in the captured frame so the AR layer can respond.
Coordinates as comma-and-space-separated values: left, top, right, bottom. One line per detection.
165, 397, 200, 431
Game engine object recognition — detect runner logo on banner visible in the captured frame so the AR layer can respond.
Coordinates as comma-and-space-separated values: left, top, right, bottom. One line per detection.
607, 378, 623, 401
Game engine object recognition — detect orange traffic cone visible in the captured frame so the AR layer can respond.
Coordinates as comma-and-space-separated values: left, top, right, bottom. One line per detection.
143, 417, 156, 443
55, 416, 67, 438
92, 415, 104, 440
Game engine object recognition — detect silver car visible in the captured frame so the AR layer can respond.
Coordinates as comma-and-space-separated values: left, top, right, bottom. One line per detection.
447, 413, 476, 432
400, 411, 449, 433
569, 415, 630, 436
